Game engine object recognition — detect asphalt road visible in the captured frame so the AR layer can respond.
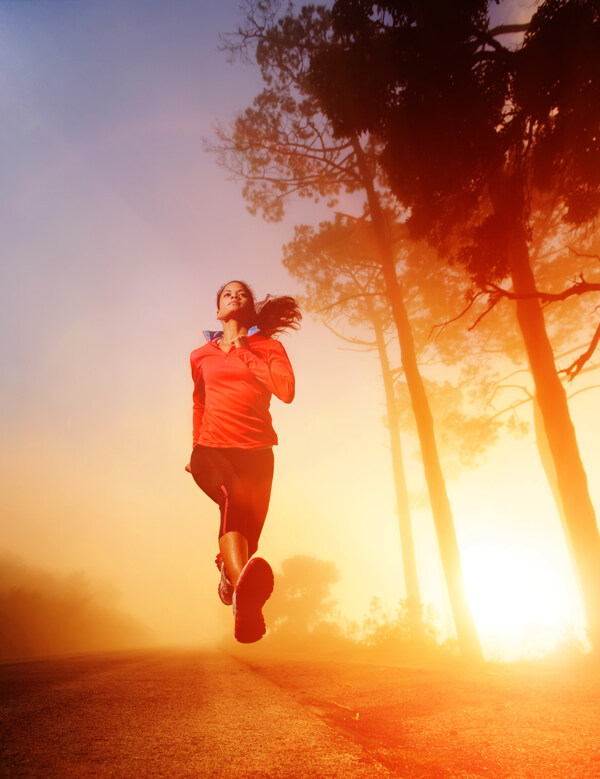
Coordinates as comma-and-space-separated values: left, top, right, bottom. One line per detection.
0, 649, 392, 778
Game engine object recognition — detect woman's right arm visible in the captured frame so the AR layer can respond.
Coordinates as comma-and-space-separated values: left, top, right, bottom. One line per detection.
192, 387, 204, 447
190, 353, 205, 458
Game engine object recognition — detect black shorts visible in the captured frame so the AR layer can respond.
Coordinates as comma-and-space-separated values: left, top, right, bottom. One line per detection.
190, 446, 274, 557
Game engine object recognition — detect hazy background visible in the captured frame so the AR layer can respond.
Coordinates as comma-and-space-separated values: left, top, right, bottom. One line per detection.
1, 0, 598, 661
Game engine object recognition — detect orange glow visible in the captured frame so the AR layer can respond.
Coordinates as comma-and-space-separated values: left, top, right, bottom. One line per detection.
462, 537, 586, 661
2, 0, 600, 666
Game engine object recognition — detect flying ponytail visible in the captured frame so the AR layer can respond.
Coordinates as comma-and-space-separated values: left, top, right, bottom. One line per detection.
216, 281, 301, 337
255, 294, 302, 337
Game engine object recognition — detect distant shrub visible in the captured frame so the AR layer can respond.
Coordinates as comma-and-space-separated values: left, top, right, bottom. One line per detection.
0, 555, 152, 659
262, 556, 457, 663
357, 597, 457, 662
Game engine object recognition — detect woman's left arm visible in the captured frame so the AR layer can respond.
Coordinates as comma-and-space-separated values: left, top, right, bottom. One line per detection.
234, 339, 295, 403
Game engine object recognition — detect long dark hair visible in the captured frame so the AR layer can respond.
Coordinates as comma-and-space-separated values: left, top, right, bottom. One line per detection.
216, 280, 302, 337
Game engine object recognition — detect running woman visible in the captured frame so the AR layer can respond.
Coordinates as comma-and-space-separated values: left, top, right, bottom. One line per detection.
186, 280, 300, 643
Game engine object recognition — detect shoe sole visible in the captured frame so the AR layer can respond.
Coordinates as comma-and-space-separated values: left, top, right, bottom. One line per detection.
215, 554, 233, 606
233, 558, 274, 644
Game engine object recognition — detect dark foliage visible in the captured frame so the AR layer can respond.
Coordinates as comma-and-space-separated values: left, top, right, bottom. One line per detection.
309, 0, 600, 280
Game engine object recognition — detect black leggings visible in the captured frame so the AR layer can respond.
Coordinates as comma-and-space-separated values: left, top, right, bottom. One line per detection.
190, 446, 274, 557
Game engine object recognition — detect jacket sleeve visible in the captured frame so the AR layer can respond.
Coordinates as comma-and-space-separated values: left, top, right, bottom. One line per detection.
235, 340, 295, 403
191, 355, 205, 447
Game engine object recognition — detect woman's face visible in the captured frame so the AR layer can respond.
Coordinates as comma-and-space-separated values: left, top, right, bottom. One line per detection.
217, 281, 253, 323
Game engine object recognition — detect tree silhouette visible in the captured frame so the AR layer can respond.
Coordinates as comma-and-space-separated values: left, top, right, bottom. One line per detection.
265, 555, 341, 639
0, 555, 151, 659
283, 216, 423, 632
310, 0, 600, 651
212, 0, 483, 660
361, 596, 442, 658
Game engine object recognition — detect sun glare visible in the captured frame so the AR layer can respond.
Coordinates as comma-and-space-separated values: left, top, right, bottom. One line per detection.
462, 538, 586, 660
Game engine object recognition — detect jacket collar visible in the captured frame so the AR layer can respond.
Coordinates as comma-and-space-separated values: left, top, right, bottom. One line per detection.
203, 325, 259, 343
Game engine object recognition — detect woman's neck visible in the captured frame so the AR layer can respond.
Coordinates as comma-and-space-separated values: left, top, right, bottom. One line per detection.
219, 319, 248, 348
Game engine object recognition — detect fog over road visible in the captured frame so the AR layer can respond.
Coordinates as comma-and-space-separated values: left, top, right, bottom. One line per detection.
0, 650, 391, 777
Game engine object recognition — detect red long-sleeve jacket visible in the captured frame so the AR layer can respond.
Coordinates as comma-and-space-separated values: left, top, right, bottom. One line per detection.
190, 331, 295, 449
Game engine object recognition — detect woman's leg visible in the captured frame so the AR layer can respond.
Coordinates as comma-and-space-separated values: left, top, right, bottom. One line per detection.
189, 446, 273, 585
227, 450, 275, 643
218, 530, 248, 587
231, 447, 274, 558
217, 448, 274, 585
190, 446, 246, 586
190, 446, 276, 642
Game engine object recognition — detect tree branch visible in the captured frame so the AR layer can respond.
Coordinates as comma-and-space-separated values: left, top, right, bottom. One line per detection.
320, 319, 376, 349
316, 290, 385, 314
430, 289, 489, 340
488, 24, 530, 37
560, 322, 600, 381
567, 245, 600, 262
482, 277, 600, 304
468, 294, 502, 330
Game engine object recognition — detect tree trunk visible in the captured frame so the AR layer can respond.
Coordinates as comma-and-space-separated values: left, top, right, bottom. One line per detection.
491, 171, 600, 650
353, 138, 484, 661
531, 391, 590, 631
508, 238, 600, 649
532, 394, 573, 562
366, 299, 424, 632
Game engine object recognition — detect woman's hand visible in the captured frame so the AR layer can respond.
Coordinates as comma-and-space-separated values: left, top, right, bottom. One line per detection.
232, 333, 249, 350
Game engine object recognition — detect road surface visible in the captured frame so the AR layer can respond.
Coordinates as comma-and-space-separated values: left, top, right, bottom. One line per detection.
0, 649, 392, 777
